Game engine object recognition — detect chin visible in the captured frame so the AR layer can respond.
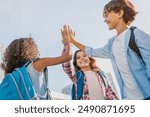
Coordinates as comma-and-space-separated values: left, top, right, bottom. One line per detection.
108, 26, 113, 30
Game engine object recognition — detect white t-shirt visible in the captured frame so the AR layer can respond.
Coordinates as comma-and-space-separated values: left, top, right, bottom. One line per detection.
84, 70, 105, 100
27, 62, 47, 100
112, 29, 144, 100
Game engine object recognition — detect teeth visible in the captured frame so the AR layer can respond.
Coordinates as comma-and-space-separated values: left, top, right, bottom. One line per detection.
80, 60, 87, 64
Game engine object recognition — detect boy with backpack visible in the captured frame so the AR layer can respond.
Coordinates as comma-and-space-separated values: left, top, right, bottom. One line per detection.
64, 0, 150, 100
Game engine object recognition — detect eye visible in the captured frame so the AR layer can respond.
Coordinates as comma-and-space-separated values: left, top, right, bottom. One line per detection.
105, 14, 108, 17
76, 56, 80, 59
82, 54, 87, 57
104, 11, 109, 17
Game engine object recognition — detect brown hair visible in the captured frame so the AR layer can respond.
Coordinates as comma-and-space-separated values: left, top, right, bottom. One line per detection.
73, 50, 100, 72
104, 0, 137, 24
1, 38, 39, 75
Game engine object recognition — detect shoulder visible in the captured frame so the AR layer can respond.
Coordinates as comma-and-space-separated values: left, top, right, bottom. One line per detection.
130, 27, 150, 46
27, 62, 43, 75
104, 36, 116, 48
133, 27, 150, 38
108, 36, 116, 43
76, 71, 84, 79
98, 69, 106, 76
76, 70, 83, 76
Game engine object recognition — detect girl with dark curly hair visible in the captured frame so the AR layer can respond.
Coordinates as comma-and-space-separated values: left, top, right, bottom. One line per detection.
1, 36, 72, 99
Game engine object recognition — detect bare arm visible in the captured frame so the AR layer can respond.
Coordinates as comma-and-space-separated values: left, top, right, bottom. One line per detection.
65, 25, 111, 59
33, 45, 72, 72
70, 35, 86, 53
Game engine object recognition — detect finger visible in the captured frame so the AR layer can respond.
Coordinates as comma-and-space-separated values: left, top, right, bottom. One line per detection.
68, 29, 71, 35
70, 29, 73, 34
61, 30, 66, 38
64, 24, 67, 31
74, 31, 75, 36
64, 30, 68, 36
68, 25, 70, 32
68, 26, 72, 34
61, 28, 63, 35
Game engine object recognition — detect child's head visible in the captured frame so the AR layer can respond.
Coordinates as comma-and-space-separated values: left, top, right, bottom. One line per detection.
2, 38, 39, 74
103, 0, 137, 25
73, 50, 99, 72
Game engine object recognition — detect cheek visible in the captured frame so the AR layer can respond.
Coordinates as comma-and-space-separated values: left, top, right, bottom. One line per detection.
86, 58, 90, 63
76, 60, 80, 66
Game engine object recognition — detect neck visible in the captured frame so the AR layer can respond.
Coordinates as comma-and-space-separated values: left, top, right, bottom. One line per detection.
116, 21, 128, 35
80, 66, 91, 72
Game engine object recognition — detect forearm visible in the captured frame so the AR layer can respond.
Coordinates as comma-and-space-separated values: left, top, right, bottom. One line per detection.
71, 37, 86, 52
34, 54, 71, 71
33, 46, 72, 72
62, 61, 76, 81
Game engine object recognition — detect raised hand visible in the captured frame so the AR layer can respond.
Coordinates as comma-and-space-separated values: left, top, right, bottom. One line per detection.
68, 25, 76, 43
62, 25, 86, 52
61, 25, 70, 46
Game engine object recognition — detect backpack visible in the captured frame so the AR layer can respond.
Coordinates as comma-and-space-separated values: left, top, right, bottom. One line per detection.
0, 60, 51, 100
72, 70, 108, 100
129, 26, 145, 65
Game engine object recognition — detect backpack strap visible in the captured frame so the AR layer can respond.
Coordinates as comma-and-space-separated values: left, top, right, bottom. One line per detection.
24, 58, 51, 100
44, 68, 52, 100
23, 58, 39, 67
98, 70, 108, 89
129, 26, 145, 66
75, 71, 84, 100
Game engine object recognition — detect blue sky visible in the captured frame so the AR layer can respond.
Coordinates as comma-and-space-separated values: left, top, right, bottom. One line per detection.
0, 0, 150, 92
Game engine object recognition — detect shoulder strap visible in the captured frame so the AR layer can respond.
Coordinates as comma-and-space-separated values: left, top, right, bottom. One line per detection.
23, 58, 39, 67
44, 68, 52, 100
129, 26, 145, 66
98, 70, 108, 89
76, 71, 84, 100
24, 59, 51, 100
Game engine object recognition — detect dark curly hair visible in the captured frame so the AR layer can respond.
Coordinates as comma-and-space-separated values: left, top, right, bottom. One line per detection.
73, 50, 100, 72
104, 0, 137, 24
1, 38, 39, 75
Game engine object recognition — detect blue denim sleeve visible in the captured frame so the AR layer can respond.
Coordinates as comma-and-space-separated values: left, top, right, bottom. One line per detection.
135, 28, 150, 78
85, 37, 115, 59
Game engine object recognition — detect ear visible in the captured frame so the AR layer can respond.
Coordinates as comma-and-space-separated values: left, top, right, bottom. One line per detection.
118, 10, 124, 19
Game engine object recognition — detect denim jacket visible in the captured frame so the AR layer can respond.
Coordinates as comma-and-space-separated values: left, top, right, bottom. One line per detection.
85, 27, 150, 99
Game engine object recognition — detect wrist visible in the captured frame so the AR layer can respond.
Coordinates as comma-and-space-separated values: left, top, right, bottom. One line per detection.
64, 42, 71, 46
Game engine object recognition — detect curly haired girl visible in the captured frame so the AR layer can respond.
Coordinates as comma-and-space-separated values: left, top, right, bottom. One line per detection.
1, 37, 72, 99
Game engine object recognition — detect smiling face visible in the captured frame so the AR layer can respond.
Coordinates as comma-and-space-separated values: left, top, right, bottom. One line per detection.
76, 51, 90, 69
73, 50, 91, 71
103, 10, 120, 30
103, 0, 137, 30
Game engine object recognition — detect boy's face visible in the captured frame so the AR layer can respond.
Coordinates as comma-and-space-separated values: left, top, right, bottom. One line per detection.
103, 10, 121, 30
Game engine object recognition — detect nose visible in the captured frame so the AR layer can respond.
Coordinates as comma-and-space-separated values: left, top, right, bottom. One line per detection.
104, 18, 107, 23
80, 57, 84, 60
79, 56, 85, 61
